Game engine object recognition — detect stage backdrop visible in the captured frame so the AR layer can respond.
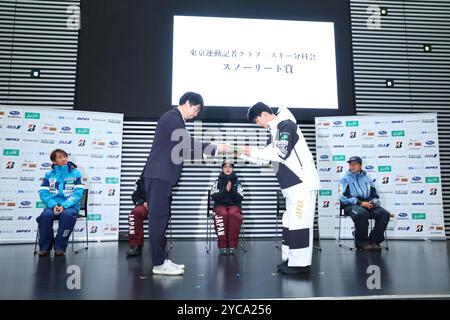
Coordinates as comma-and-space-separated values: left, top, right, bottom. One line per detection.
0, 106, 124, 243
315, 113, 446, 240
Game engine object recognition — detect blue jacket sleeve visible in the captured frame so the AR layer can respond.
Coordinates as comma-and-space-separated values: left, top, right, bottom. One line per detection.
39, 175, 58, 208
61, 171, 85, 209
339, 179, 359, 206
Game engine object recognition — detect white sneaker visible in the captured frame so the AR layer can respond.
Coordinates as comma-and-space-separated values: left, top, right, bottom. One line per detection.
152, 260, 185, 275
166, 259, 185, 269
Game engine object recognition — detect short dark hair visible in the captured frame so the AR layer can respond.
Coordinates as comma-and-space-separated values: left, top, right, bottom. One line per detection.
221, 160, 234, 168
247, 102, 273, 123
179, 92, 204, 111
50, 149, 68, 162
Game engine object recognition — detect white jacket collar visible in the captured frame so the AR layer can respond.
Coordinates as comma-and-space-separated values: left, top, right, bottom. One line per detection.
268, 105, 297, 130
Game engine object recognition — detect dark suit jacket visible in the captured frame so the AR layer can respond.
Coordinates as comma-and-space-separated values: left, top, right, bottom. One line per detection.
142, 108, 216, 186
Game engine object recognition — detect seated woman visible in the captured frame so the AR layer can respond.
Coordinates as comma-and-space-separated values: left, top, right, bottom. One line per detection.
37, 149, 85, 257
210, 160, 244, 255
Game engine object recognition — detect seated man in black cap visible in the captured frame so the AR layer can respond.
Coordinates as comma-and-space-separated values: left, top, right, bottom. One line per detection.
339, 156, 390, 251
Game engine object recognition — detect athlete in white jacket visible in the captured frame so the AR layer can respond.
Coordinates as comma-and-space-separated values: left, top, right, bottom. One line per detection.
242, 102, 320, 274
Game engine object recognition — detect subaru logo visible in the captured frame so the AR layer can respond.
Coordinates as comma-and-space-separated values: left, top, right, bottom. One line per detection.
365, 165, 374, 170
91, 177, 101, 181
425, 141, 435, 145
41, 163, 51, 167
320, 155, 329, 160
20, 201, 31, 206
109, 141, 119, 146
61, 126, 71, 131
398, 213, 408, 218
412, 177, 421, 181
9, 111, 20, 116
379, 130, 387, 135
333, 121, 342, 125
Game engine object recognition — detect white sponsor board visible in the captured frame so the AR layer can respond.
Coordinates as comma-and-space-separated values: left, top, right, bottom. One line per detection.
0, 106, 123, 243
315, 113, 445, 239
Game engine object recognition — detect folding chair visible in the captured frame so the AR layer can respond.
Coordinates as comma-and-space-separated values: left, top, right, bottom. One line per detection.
34, 189, 89, 255
205, 189, 247, 253
338, 202, 389, 251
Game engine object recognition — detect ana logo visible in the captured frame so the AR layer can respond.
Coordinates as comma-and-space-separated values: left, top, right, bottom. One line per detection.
107, 155, 120, 159
9, 111, 21, 116
78, 139, 86, 147
89, 190, 102, 195
27, 124, 36, 131
91, 177, 102, 182
382, 177, 389, 184
395, 141, 403, 148
398, 226, 410, 231
6, 161, 15, 169
109, 141, 119, 146
332, 133, 344, 138
430, 188, 437, 195
322, 201, 330, 208
336, 166, 343, 173
59, 140, 72, 144
6, 125, 21, 129
424, 154, 438, 158
319, 168, 331, 172
17, 216, 33, 221
349, 132, 357, 138
20, 201, 31, 206
378, 143, 390, 148
411, 190, 424, 194
320, 155, 329, 160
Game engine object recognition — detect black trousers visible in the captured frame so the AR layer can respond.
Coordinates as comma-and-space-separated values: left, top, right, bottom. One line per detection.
144, 178, 173, 266
344, 205, 390, 247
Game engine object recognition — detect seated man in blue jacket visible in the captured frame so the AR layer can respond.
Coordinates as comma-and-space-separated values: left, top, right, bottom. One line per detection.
339, 156, 390, 251
37, 149, 85, 257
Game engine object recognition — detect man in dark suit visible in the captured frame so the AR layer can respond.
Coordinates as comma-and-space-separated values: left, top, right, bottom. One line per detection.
143, 92, 228, 275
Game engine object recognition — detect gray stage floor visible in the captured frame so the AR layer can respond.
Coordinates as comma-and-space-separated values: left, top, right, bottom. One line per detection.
0, 239, 449, 300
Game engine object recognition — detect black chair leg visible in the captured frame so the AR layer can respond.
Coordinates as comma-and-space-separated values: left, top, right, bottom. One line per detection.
33, 229, 39, 255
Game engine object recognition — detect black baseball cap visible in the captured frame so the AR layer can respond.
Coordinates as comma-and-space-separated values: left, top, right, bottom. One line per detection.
347, 156, 362, 164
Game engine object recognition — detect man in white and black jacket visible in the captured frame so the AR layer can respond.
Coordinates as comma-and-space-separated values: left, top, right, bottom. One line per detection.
242, 102, 321, 274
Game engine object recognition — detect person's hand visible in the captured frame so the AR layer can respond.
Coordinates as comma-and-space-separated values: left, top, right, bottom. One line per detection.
53, 205, 63, 215
226, 181, 232, 192
143, 202, 148, 210
361, 202, 374, 210
242, 146, 252, 157
216, 144, 231, 154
